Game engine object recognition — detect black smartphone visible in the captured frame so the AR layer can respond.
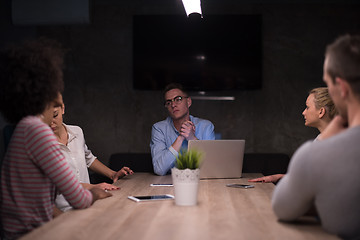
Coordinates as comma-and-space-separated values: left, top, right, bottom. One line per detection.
128, 194, 175, 202
226, 184, 254, 189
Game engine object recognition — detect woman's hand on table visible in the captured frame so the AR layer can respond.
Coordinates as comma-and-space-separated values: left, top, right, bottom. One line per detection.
93, 182, 120, 191
248, 174, 284, 183
90, 187, 113, 203
112, 166, 134, 182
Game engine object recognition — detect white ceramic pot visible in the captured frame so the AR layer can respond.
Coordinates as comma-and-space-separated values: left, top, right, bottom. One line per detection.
171, 168, 200, 206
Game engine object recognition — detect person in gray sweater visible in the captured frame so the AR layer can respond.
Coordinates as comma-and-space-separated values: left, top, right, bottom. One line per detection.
272, 34, 360, 240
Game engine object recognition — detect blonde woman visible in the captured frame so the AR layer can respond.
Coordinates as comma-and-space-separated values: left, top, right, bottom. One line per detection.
249, 87, 336, 183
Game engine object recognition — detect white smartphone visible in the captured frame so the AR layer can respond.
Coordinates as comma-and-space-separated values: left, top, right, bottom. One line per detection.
128, 194, 175, 202
150, 183, 173, 187
226, 184, 254, 189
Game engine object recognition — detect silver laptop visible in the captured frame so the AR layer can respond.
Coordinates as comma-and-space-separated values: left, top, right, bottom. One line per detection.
188, 140, 245, 179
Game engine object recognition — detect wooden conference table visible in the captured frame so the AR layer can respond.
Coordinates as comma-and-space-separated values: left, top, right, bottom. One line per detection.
21, 173, 339, 240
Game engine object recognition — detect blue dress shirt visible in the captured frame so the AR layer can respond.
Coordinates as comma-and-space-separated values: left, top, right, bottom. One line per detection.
150, 115, 215, 175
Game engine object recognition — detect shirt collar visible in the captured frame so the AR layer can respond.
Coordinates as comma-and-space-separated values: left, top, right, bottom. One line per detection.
63, 123, 77, 143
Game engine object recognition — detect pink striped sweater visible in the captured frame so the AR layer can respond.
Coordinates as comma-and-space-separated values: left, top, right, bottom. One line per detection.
0, 116, 93, 239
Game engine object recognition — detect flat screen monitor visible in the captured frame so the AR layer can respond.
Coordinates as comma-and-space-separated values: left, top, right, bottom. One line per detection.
133, 14, 262, 91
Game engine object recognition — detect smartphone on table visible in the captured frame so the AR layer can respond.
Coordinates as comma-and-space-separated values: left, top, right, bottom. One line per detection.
226, 184, 254, 189
128, 194, 175, 202
150, 183, 173, 187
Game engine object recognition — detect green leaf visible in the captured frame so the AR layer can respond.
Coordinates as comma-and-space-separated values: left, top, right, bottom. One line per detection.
175, 149, 203, 170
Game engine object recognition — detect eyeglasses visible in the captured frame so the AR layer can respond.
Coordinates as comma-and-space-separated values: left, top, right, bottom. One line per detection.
164, 96, 188, 107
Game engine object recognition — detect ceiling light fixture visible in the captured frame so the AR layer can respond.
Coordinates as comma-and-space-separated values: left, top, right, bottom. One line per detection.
181, 0, 202, 17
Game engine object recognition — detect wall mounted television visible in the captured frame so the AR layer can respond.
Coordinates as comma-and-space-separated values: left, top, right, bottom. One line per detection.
133, 14, 262, 92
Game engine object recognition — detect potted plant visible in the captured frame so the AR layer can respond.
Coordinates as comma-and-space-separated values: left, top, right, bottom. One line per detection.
171, 149, 203, 206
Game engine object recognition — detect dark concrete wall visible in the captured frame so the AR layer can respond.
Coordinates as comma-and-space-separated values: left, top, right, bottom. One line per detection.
1, 0, 360, 165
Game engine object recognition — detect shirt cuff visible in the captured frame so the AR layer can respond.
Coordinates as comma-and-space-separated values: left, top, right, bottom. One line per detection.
169, 146, 179, 157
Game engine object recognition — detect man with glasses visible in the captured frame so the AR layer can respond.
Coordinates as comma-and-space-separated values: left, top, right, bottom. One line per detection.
150, 83, 215, 175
